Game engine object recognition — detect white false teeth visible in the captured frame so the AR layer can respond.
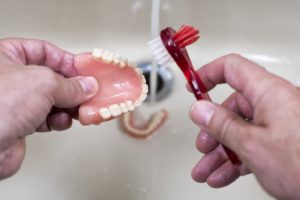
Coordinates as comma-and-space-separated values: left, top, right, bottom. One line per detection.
102, 51, 114, 63
92, 49, 104, 58
142, 84, 148, 93
92, 49, 127, 67
109, 104, 122, 117
122, 109, 167, 136
99, 108, 111, 119
91, 48, 148, 120
120, 58, 128, 68
120, 103, 129, 113
126, 101, 135, 111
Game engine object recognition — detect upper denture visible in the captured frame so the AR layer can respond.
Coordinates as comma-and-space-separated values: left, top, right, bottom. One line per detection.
74, 49, 148, 125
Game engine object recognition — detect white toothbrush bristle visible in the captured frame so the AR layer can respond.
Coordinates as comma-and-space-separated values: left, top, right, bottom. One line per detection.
148, 37, 161, 45
148, 37, 174, 67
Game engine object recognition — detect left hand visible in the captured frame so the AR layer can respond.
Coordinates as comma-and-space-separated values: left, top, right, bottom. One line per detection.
0, 39, 98, 180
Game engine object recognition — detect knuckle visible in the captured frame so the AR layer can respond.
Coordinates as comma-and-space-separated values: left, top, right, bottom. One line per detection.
224, 53, 243, 62
227, 53, 243, 58
239, 129, 259, 160
71, 78, 83, 94
223, 53, 243, 68
218, 115, 240, 144
219, 53, 244, 76
66, 80, 81, 101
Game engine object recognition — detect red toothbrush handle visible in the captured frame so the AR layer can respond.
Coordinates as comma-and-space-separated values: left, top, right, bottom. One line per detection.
190, 69, 242, 165
187, 69, 210, 100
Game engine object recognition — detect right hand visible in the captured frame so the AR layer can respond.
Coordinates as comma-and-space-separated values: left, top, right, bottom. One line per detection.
189, 54, 300, 200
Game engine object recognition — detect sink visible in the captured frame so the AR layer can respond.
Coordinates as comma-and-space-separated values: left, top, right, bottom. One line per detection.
1, 0, 299, 199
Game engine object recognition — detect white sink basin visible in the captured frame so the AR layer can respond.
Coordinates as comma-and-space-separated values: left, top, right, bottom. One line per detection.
1, 0, 299, 199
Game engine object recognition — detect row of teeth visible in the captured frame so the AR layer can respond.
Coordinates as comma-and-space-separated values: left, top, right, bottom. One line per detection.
122, 110, 167, 136
92, 48, 145, 81
98, 84, 148, 120
92, 48, 148, 120
92, 48, 135, 68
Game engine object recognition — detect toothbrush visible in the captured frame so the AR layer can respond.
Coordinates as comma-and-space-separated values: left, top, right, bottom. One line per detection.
148, 25, 241, 165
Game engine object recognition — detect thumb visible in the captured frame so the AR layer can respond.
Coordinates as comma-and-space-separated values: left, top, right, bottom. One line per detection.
189, 101, 256, 152
53, 76, 99, 108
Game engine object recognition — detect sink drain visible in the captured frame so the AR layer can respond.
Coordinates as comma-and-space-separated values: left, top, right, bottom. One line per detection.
138, 61, 174, 102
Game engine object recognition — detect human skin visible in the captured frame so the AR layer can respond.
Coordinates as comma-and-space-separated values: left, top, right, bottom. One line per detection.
0, 39, 98, 180
189, 54, 300, 200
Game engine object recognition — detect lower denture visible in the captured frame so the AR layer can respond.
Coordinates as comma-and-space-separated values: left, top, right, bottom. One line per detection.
121, 109, 168, 139
74, 49, 148, 125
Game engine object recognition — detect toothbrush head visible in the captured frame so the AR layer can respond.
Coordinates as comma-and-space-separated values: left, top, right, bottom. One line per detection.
148, 25, 208, 96
148, 25, 200, 70
148, 33, 175, 68
173, 25, 200, 48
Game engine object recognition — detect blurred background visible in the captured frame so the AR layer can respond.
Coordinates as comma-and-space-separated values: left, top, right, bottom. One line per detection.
1, 0, 299, 199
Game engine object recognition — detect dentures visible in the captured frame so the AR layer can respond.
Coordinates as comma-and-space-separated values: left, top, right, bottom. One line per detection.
121, 109, 168, 138
75, 49, 148, 125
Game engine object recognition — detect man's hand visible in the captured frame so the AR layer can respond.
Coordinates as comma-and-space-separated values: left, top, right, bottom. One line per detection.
189, 54, 300, 200
0, 39, 98, 180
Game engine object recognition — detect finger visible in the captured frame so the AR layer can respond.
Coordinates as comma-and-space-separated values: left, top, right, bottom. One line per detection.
0, 39, 76, 77
36, 121, 50, 132
36, 112, 72, 132
206, 161, 251, 188
47, 112, 72, 131
65, 107, 79, 119
223, 92, 253, 120
50, 106, 79, 120
196, 130, 218, 154
206, 161, 240, 188
190, 101, 261, 154
0, 139, 25, 180
196, 92, 253, 153
192, 54, 281, 106
193, 145, 252, 187
192, 145, 228, 183
52, 75, 98, 108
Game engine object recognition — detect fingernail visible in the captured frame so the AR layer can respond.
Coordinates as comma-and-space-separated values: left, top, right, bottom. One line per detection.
190, 101, 215, 126
78, 76, 98, 96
